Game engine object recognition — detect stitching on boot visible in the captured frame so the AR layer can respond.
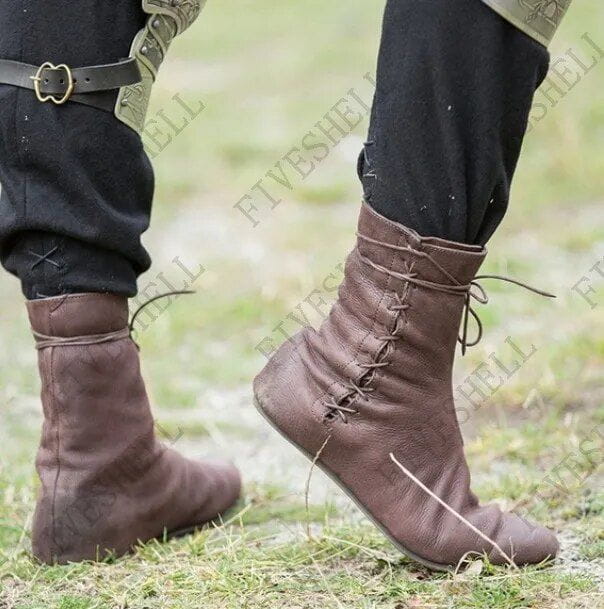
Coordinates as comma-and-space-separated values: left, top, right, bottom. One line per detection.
49, 295, 72, 314
317, 229, 402, 413
322, 254, 414, 424
47, 306, 62, 560
370, 260, 415, 389
314, 232, 404, 419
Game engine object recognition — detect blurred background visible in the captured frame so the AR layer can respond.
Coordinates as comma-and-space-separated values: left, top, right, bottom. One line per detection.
0, 2, 602, 607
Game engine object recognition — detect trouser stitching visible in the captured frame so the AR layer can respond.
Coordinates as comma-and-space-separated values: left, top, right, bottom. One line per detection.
28, 246, 62, 270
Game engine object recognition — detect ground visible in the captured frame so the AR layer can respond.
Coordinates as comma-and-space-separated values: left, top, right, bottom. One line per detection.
0, 2, 603, 608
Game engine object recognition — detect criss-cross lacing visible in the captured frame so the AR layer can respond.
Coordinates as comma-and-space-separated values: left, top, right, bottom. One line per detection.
356, 233, 555, 353
322, 233, 555, 423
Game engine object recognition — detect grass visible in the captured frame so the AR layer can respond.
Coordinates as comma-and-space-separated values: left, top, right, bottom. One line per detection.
0, 520, 599, 609
0, 1, 603, 607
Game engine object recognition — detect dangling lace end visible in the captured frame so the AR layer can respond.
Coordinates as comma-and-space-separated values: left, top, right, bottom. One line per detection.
475, 275, 557, 300
461, 294, 470, 356
128, 290, 195, 348
459, 292, 478, 356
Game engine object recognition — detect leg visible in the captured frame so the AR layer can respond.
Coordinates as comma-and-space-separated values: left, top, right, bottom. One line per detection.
359, 0, 551, 245
0, 1, 241, 563
255, 0, 573, 569
0, 0, 152, 298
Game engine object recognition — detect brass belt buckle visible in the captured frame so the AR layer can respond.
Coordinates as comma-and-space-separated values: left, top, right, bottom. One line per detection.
30, 62, 74, 105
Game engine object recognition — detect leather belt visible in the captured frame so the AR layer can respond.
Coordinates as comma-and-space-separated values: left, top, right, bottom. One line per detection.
0, 58, 142, 111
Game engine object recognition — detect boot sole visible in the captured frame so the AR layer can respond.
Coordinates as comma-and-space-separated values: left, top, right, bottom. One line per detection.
164, 502, 241, 542
254, 394, 453, 573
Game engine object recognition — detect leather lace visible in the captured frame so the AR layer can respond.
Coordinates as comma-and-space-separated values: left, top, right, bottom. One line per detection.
33, 290, 193, 350
128, 290, 194, 340
33, 327, 130, 350
356, 233, 555, 354
323, 234, 555, 423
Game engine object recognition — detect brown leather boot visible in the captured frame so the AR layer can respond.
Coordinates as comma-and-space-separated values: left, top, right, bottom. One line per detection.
254, 203, 558, 570
28, 293, 241, 564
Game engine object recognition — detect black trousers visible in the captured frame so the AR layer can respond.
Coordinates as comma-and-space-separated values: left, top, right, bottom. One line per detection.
0, 0, 549, 300
0, 1, 152, 299
360, 0, 549, 244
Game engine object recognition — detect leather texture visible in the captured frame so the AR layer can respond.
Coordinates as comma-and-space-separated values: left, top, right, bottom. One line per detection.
27, 293, 241, 564
0, 58, 141, 112
254, 203, 558, 568
480, 0, 572, 46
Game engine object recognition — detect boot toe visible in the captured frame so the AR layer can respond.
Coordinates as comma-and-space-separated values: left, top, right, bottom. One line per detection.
197, 458, 242, 519
515, 523, 559, 565
489, 513, 559, 566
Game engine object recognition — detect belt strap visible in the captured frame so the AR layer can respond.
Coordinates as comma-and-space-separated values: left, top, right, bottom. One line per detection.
0, 58, 142, 111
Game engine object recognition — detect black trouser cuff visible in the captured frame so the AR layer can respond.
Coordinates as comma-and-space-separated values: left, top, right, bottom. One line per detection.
2, 231, 140, 299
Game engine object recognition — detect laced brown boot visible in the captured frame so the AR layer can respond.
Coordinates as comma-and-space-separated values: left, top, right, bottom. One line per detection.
28, 293, 241, 564
254, 203, 558, 570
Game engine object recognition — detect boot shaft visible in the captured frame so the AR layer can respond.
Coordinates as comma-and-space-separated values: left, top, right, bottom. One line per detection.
308, 204, 487, 414
26, 294, 156, 475
254, 204, 559, 568
25, 293, 242, 563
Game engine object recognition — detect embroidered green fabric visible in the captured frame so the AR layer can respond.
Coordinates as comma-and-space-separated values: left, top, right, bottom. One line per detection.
480, 0, 572, 46
115, 0, 205, 134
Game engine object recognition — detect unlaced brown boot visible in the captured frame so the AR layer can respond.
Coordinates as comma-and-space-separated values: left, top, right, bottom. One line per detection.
28, 293, 241, 564
254, 203, 558, 570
